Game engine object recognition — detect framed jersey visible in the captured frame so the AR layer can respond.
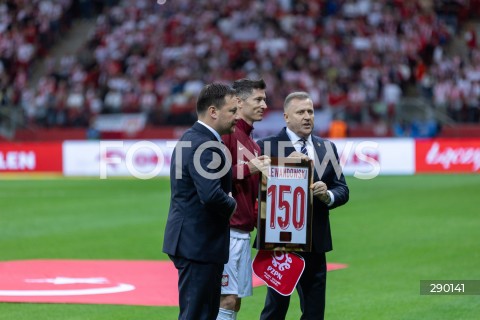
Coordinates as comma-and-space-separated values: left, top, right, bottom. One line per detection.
256, 157, 313, 252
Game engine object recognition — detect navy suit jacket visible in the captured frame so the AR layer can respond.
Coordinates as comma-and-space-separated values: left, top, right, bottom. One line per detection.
163, 122, 236, 264
257, 127, 349, 253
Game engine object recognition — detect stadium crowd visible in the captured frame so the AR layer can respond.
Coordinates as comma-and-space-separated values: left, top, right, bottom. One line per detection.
0, 0, 118, 126
1, 0, 74, 117
1, 0, 480, 135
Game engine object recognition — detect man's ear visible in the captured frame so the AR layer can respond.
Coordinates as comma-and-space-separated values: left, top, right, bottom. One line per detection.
208, 106, 218, 120
237, 96, 243, 106
237, 98, 244, 112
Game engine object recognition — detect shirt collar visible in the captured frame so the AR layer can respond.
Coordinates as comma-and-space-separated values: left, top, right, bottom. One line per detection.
286, 127, 312, 145
197, 120, 222, 142
236, 118, 254, 136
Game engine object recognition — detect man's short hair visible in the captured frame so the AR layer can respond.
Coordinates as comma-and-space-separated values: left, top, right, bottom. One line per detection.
232, 78, 266, 100
197, 83, 237, 115
283, 91, 311, 111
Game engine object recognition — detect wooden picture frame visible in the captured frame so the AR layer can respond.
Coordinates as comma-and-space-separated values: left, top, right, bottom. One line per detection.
256, 157, 313, 252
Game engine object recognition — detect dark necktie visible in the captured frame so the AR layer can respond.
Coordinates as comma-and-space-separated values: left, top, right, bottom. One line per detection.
299, 138, 308, 156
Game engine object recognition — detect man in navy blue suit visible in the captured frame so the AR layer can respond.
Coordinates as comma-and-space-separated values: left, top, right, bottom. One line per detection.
257, 91, 349, 320
163, 83, 240, 320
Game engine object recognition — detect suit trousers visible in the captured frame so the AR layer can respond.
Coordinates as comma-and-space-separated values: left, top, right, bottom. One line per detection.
170, 255, 224, 320
260, 252, 327, 320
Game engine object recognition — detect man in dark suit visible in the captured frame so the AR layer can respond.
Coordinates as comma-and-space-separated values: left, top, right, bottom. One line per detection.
257, 91, 349, 320
163, 83, 239, 320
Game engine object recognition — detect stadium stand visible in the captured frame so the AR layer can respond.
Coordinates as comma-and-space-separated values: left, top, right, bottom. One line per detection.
1, 0, 480, 141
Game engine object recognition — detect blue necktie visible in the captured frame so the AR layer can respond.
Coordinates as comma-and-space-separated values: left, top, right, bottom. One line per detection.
299, 138, 308, 156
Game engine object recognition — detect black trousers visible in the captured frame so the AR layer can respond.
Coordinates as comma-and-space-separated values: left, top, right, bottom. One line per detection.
170, 255, 224, 320
260, 252, 327, 320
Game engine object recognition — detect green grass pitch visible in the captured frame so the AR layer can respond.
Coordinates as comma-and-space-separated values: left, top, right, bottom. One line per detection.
0, 175, 479, 319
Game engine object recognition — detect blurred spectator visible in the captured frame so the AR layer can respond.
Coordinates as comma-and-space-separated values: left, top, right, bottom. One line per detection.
464, 25, 477, 59
393, 117, 439, 138
328, 116, 348, 138
393, 119, 411, 137
410, 118, 440, 138
466, 80, 480, 122
382, 77, 402, 120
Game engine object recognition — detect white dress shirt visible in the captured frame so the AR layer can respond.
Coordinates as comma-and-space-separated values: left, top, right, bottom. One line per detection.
285, 127, 335, 206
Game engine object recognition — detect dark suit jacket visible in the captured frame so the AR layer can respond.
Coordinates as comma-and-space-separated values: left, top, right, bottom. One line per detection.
163, 122, 236, 264
257, 127, 349, 253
